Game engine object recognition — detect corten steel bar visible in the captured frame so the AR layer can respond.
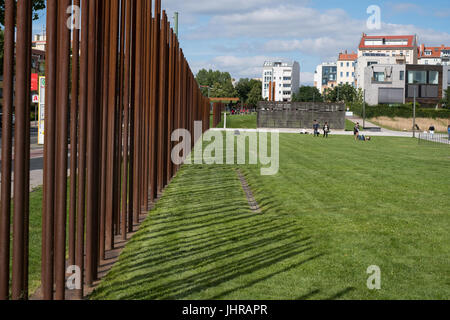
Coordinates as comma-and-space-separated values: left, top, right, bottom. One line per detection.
76, 0, 90, 299
12, 0, 32, 301
157, 12, 168, 194
0, 0, 15, 301
121, 0, 133, 240
54, 0, 71, 300
41, 0, 58, 301
142, 0, 150, 211
149, 4, 160, 203
85, 0, 101, 286
105, 0, 120, 252
133, 0, 143, 222
69, 0, 81, 268
99, 0, 111, 260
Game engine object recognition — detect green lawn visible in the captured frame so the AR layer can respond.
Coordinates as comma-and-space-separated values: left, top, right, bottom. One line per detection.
4, 187, 44, 298
91, 134, 450, 300
217, 113, 257, 129
346, 119, 356, 131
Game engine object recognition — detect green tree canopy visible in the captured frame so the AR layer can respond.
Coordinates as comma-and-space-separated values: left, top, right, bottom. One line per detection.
246, 81, 262, 107
196, 69, 235, 97
234, 78, 260, 102
324, 83, 357, 103
292, 86, 323, 102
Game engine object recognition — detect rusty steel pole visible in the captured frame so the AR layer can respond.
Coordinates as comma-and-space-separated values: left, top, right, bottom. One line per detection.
12, 0, 32, 300
0, 0, 15, 300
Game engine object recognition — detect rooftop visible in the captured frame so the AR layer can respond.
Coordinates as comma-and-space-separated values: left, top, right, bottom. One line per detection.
359, 34, 417, 50
338, 51, 357, 61
419, 44, 450, 58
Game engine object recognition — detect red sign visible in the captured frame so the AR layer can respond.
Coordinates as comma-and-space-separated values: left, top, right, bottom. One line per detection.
31, 73, 39, 91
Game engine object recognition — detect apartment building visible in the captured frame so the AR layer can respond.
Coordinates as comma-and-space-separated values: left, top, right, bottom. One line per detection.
418, 44, 450, 66
337, 51, 357, 86
262, 60, 300, 102
314, 62, 337, 94
356, 34, 418, 90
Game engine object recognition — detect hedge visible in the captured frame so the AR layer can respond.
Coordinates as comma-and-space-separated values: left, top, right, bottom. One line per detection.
349, 103, 450, 119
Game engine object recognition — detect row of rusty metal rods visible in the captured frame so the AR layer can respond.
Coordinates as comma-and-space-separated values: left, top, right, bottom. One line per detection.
0, 0, 211, 300
212, 103, 226, 128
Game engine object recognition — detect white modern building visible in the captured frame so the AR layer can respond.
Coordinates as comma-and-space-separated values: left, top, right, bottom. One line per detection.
314, 62, 337, 94
262, 60, 300, 102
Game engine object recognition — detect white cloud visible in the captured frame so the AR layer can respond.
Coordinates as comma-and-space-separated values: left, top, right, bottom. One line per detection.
174, 1, 450, 80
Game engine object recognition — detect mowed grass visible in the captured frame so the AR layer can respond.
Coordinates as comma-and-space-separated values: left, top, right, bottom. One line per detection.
218, 113, 257, 129
90, 134, 450, 300
3, 187, 44, 298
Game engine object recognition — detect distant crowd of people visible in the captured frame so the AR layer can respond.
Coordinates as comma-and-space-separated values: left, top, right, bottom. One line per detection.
230, 107, 256, 115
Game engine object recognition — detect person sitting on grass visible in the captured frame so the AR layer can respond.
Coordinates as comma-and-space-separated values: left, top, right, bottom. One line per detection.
358, 135, 372, 141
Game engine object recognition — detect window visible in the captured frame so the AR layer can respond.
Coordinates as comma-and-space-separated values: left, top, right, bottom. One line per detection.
408, 71, 427, 84
283, 77, 291, 81
428, 71, 439, 84
347, 62, 350, 67
340, 72, 343, 77
352, 72, 355, 77
373, 72, 385, 82
367, 61, 378, 67
346, 72, 349, 77
341, 62, 344, 67
400, 71, 404, 81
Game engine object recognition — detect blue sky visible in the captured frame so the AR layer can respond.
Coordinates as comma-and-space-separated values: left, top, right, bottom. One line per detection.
33, 0, 450, 85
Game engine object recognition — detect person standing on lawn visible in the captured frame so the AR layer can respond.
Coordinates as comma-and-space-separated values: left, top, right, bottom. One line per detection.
313, 120, 320, 137
429, 125, 435, 138
354, 122, 360, 141
323, 122, 330, 138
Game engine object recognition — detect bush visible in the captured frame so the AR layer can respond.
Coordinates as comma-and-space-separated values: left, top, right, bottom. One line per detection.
348, 103, 450, 119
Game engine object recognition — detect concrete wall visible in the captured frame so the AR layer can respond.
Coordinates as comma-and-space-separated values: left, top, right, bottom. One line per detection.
364, 64, 406, 105
257, 102, 346, 130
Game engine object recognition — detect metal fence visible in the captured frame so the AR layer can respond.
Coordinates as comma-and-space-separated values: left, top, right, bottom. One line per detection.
0, 0, 211, 300
418, 133, 450, 146
212, 102, 225, 128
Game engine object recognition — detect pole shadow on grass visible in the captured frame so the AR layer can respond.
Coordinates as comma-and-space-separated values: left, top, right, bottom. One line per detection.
90, 166, 326, 300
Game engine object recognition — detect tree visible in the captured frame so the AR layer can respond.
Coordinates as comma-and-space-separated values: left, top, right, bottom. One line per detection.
0, 0, 46, 26
324, 83, 357, 103
246, 81, 262, 107
196, 69, 234, 97
209, 81, 237, 98
292, 86, 323, 102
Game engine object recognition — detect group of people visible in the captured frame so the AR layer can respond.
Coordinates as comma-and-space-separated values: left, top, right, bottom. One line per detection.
353, 123, 371, 142
312, 120, 331, 138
